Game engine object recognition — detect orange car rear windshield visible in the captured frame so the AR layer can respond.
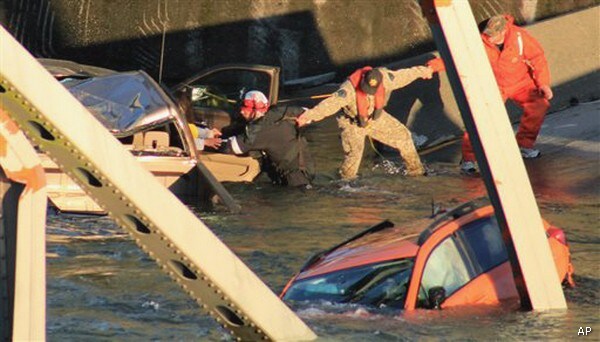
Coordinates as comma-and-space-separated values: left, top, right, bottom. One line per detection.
283, 258, 414, 308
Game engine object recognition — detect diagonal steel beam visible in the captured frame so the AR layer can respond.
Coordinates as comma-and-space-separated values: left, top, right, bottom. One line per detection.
0, 25, 316, 341
420, 0, 566, 310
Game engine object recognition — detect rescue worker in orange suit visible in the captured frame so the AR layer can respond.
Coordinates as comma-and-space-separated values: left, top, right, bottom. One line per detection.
296, 65, 435, 180
429, 14, 553, 174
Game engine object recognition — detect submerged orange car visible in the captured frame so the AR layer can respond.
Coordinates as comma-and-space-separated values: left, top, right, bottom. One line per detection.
281, 199, 574, 310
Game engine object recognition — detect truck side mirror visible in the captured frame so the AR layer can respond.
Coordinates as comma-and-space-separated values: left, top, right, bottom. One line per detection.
428, 286, 446, 309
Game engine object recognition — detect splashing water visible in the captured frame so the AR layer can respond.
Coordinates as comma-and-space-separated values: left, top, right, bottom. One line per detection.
372, 159, 405, 175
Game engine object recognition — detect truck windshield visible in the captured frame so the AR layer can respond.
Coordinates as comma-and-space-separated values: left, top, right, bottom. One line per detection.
283, 259, 414, 308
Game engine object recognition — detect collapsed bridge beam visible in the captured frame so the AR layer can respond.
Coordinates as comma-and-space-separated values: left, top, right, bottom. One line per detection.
0, 109, 47, 341
420, 0, 566, 310
0, 25, 316, 341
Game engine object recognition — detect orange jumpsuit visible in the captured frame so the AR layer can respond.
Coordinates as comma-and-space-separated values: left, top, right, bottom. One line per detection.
462, 15, 551, 162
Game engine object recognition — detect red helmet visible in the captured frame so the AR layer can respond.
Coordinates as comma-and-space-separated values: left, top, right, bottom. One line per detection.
241, 90, 269, 119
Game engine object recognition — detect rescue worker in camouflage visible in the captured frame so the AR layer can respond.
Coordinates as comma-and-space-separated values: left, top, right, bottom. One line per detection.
296, 65, 435, 180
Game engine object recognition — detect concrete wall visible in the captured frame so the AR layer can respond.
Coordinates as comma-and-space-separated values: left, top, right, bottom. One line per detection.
0, 0, 597, 83
0, 1, 597, 147
384, 6, 600, 147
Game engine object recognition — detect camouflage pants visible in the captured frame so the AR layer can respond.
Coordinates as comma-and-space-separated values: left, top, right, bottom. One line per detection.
337, 111, 424, 180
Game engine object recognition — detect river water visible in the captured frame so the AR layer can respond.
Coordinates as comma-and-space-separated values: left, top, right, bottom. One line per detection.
45, 102, 599, 340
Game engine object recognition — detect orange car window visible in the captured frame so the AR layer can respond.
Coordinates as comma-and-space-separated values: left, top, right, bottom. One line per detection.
458, 217, 508, 274
417, 216, 511, 309
419, 237, 471, 307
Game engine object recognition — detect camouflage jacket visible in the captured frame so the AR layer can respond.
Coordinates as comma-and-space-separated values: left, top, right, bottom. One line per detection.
303, 66, 431, 123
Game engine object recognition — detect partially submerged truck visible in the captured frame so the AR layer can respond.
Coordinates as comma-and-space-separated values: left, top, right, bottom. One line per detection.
39, 60, 302, 213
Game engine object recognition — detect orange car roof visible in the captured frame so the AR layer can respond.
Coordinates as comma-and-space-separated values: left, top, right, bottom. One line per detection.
296, 199, 494, 280
296, 220, 425, 280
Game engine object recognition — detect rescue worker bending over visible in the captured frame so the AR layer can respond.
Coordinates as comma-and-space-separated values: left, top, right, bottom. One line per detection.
222, 90, 314, 187
296, 65, 435, 180
430, 14, 553, 174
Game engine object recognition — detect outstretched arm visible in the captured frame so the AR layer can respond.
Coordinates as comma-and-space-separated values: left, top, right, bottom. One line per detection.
222, 131, 254, 155
197, 127, 222, 139
384, 65, 434, 91
297, 81, 353, 126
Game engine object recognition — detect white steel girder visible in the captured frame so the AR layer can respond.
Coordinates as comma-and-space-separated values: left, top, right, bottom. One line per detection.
0, 25, 316, 341
421, 0, 566, 310
0, 108, 47, 341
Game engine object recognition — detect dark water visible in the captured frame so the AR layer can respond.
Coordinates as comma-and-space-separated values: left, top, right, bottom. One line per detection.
46, 102, 599, 340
